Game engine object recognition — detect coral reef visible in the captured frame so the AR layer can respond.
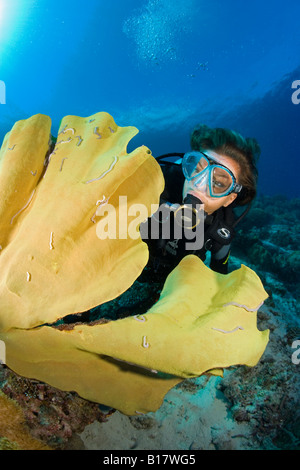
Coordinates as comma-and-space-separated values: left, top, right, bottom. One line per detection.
233, 195, 300, 295
218, 303, 300, 450
0, 364, 107, 449
219, 194, 300, 449
0, 388, 51, 450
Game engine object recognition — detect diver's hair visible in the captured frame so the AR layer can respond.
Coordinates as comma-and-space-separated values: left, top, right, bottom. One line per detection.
190, 124, 260, 206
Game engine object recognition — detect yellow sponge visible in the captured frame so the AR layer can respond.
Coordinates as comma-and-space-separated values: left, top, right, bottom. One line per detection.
0, 112, 164, 330
0, 113, 269, 416
1, 255, 268, 415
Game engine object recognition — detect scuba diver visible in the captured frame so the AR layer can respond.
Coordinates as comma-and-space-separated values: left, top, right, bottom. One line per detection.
140, 124, 260, 279
88, 123, 260, 322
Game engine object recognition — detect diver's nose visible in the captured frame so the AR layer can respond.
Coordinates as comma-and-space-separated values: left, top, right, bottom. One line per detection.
194, 172, 208, 193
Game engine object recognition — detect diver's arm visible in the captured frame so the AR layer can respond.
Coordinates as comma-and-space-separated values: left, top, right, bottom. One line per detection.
210, 244, 231, 274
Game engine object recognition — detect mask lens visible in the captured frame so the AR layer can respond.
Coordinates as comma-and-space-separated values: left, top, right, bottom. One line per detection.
211, 166, 234, 195
195, 156, 209, 175
183, 152, 209, 179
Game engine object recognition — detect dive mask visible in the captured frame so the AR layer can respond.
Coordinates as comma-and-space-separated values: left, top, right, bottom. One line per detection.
182, 151, 242, 198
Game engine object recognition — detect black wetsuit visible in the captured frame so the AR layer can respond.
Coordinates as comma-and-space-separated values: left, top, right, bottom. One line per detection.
141, 162, 236, 278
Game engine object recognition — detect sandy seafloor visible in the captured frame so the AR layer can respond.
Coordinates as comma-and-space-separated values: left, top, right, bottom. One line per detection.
78, 373, 252, 451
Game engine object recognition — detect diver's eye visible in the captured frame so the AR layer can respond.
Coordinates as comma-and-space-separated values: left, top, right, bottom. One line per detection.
212, 178, 226, 189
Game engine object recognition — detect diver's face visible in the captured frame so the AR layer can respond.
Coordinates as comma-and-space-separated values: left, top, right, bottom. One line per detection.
182, 150, 240, 215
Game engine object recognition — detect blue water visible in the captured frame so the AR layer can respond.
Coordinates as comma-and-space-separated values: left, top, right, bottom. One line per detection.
0, 0, 299, 197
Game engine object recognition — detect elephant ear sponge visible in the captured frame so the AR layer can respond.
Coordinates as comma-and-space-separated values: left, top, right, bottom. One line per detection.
0, 112, 269, 416
0, 255, 269, 416
0, 112, 164, 330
